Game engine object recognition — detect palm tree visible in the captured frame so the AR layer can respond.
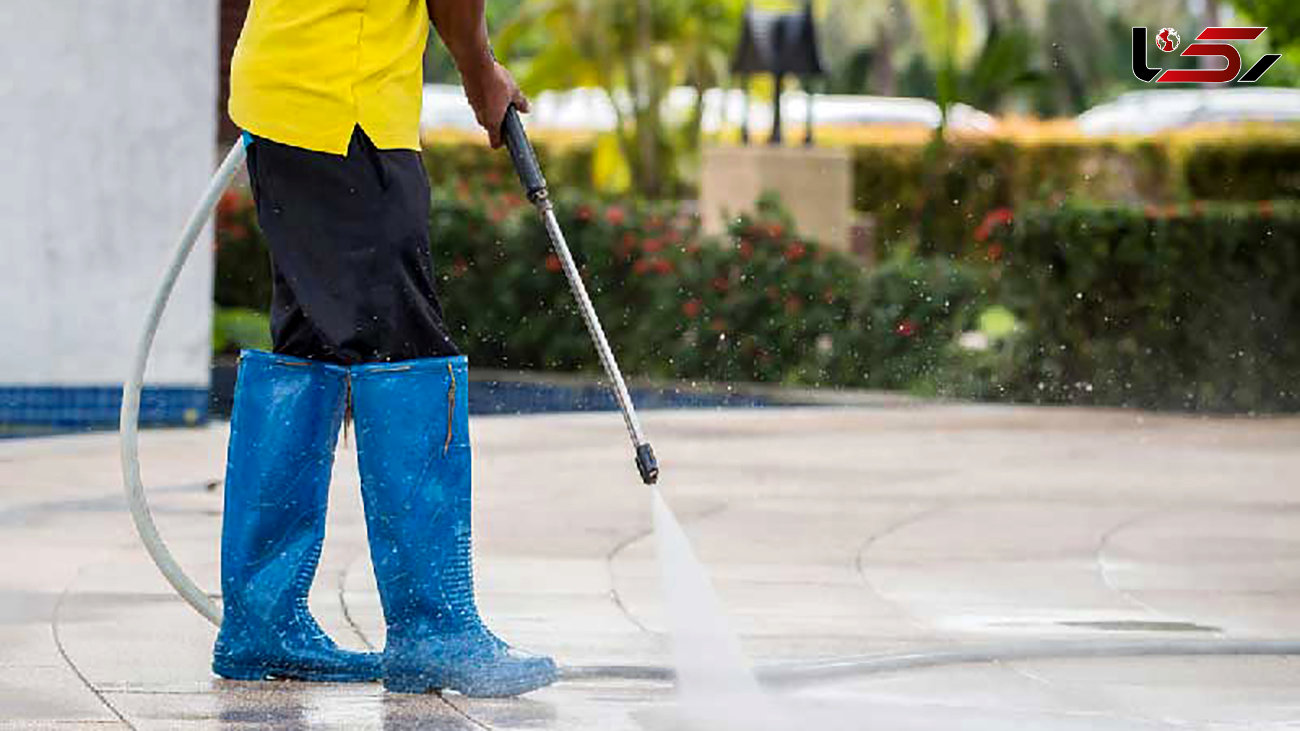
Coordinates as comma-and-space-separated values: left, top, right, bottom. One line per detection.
499, 0, 742, 197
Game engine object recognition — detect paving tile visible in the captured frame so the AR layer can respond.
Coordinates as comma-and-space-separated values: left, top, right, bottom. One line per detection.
0, 406, 1297, 729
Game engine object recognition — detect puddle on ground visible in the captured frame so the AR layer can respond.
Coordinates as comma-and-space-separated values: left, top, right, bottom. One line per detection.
1058, 620, 1221, 633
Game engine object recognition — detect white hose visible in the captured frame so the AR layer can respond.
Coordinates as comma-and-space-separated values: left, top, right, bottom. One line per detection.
119, 141, 246, 627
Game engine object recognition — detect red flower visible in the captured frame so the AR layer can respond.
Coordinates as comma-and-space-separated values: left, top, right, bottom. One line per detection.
986, 243, 1004, 262
642, 237, 664, 254
620, 231, 639, 257
576, 205, 594, 222
633, 259, 652, 275
784, 242, 807, 263
545, 254, 562, 273
974, 208, 1014, 243
605, 206, 627, 226
217, 190, 245, 217
895, 319, 918, 337
653, 259, 674, 275
784, 295, 803, 315
738, 240, 755, 259
712, 276, 730, 293
767, 223, 785, 239
682, 299, 702, 318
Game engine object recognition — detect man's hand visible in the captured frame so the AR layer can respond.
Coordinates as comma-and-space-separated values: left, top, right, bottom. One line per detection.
428, 0, 529, 148
460, 59, 530, 149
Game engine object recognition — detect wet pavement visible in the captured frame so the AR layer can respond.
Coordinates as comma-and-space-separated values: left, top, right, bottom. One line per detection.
1, 403, 1298, 729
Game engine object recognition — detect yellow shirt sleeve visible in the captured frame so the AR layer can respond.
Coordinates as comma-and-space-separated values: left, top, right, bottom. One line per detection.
229, 0, 429, 155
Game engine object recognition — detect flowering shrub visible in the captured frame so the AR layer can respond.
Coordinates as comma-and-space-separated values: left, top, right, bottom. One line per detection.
212, 183, 1300, 412
214, 189, 270, 312
428, 188, 987, 389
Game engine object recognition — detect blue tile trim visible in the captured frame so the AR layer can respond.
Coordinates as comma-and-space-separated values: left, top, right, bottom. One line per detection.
0, 386, 209, 429
466, 381, 772, 416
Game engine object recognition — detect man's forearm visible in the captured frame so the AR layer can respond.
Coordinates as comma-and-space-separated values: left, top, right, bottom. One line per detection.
428, 0, 494, 77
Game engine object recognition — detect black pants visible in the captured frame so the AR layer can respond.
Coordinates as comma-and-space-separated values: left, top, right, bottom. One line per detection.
246, 127, 460, 365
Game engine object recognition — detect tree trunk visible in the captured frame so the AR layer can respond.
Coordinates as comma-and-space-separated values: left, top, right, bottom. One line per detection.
635, 0, 661, 196
870, 20, 896, 96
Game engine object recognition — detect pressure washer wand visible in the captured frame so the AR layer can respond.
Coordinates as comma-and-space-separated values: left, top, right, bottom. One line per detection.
502, 106, 659, 485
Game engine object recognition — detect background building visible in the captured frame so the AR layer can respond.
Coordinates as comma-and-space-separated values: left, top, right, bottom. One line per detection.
0, 3, 219, 431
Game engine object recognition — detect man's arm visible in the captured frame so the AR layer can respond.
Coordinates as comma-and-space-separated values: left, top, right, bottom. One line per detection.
428, 0, 529, 148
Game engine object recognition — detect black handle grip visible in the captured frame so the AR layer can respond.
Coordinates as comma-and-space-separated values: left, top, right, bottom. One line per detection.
502, 105, 547, 203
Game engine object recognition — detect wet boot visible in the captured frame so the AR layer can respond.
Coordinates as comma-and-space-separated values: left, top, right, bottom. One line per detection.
351, 356, 558, 696
213, 350, 382, 682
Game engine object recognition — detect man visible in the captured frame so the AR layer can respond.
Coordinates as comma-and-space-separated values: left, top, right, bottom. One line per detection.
213, 0, 557, 697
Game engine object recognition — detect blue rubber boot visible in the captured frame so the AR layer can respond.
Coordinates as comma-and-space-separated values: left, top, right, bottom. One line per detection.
213, 350, 382, 682
351, 357, 559, 697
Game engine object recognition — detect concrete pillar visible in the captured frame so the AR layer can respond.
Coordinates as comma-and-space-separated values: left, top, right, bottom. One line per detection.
701, 146, 854, 253
0, 2, 219, 430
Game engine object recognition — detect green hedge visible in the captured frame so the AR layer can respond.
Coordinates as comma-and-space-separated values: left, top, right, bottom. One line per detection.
214, 190, 271, 312
416, 135, 1300, 263
1183, 140, 1300, 201
415, 134, 1300, 261
967, 200, 1300, 412
853, 138, 1179, 256
213, 186, 1300, 413
422, 138, 597, 195
213, 186, 987, 391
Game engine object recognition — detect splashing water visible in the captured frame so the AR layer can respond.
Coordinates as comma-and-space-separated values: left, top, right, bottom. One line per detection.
647, 490, 1168, 731
650, 488, 787, 730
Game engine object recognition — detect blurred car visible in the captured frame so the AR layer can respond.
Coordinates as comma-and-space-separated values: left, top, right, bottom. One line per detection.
422, 84, 995, 135
1078, 88, 1300, 136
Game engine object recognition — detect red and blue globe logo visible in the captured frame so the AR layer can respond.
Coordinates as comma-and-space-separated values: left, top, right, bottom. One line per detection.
1156, 27, 1181, 53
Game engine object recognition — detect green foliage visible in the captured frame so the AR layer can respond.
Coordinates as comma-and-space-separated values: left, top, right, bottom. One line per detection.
211, 183, 989, 392
422, 137, 598, 195
426, 185, 989, 389
211, 184, 1300, 414
852, 134, 1300, 257
213, 308, 272, 356
1183, 140, 1300, 201
498, 0, 744, 197
213, 190, 270, 311
1230, 0, 1300, 49
969, 200, 1300, 412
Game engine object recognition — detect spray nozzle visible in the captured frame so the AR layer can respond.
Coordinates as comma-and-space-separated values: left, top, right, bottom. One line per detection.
636, 443, 659, 485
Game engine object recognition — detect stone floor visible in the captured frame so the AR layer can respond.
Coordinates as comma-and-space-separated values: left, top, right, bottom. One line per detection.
1, 403, 1298, 729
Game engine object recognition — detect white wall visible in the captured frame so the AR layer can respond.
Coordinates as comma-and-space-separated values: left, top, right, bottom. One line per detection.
0, 2, 218, 389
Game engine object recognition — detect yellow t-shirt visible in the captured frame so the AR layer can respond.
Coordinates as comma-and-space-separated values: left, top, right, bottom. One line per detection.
229, 0, 429, 155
